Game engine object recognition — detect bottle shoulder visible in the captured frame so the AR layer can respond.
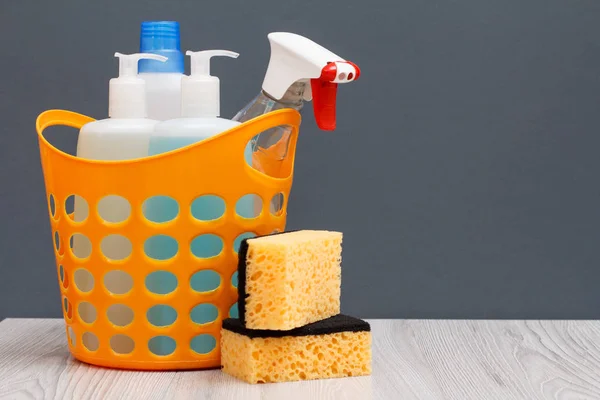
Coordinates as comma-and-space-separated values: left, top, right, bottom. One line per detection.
77, 119, 155, 160
80, 118, 159, 134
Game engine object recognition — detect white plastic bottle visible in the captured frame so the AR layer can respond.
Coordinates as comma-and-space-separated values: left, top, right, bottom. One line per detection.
74, 52, 167, 308
138, 21, 185, 121
146, 49, 239, 354
149, 50, 240, 152
147, 50, 242, 232
76, 52, 168, 163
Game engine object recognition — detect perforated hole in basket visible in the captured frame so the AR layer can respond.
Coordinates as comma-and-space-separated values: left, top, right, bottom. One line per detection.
65, 194, 88, 223
78, 302, 97, 324
144, 235, 178, 261
70, 233, 91, 259
63, 297, 73, 320
74, 268, 94, 293
107, 304, 134, 327
149, 336, 177, 356
82, 332, 99, 352
104, 270, 133, 295
147, 305, 177, 327
190, 270, 221, 293
270, 192, 285, 216
49, 194, 56, 219
67, 326, 75, 347
143, 196, 179, 223
110, 334, 135, 355
54, 231, 61, 253
236, 194, 262, 219
233, 232, 257, 253
58, 265, 68, 289
191, 195, 226, 221
98, 195, 131, 224
100, 234, 132, 261
145, 271, 178, 295
191, 234, 223, 259
190, 303, 218, 325
190, 334, 217, 355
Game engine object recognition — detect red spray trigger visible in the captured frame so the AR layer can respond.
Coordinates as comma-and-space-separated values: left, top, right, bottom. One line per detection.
311, 79, 338, 130
311, 61, 360, 130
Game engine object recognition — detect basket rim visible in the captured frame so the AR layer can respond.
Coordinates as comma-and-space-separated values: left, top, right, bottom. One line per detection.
36, 108, 302, 167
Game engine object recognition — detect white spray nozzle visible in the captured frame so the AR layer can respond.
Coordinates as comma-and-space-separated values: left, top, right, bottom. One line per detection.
181, 49, 239, 118
261, 32, 360, 130
109, 52, 167, 118
114, 52, 168, 77
187, 50, 239, 76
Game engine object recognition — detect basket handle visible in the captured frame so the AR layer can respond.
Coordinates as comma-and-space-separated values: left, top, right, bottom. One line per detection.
212, 109, 302, 153
36, 110, 95, 137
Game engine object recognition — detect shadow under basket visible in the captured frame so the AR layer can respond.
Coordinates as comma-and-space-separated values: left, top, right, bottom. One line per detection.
36, 109, 301, 370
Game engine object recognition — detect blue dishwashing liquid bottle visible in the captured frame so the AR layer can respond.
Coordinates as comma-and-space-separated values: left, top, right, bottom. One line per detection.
145, 50, 251, 352
138, 21, 185, 121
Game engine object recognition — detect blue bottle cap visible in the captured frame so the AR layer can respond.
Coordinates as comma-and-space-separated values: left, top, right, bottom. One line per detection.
139, 21, 184, 73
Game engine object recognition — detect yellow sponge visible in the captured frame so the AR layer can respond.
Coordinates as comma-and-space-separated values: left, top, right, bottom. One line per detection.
221, 315, 371, 384
237, 230, 342, 330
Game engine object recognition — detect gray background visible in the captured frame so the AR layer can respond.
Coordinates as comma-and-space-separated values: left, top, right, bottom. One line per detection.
1, 0, 600, 320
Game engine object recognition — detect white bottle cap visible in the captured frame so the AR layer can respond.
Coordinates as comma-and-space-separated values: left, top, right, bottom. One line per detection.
109, 52, 167, 118
182, 50, 239, 118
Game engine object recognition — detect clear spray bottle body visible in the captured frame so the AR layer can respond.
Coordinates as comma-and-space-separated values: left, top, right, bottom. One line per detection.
232, 81, 305, 180
232, 31, 360, 216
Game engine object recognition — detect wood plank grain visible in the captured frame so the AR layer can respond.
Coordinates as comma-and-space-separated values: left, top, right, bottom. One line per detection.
369, 319, 600, 400
0, 319, 598, 399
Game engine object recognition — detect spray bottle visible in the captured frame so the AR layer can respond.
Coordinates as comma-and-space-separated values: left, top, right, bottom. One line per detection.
233, 32, 360, 190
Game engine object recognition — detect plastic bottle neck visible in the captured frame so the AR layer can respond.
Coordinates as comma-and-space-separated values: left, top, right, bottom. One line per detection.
181, 75, 220, 118
109, 77, 147, 119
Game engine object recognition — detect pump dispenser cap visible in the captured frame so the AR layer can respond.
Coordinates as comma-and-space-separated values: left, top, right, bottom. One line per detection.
261, 32, 360, 130
181, 50, 239, 118
109, 52, 167, 118
139, 21, 184, 73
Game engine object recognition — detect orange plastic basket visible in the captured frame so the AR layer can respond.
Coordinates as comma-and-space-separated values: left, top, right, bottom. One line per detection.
36, 108, 301, 370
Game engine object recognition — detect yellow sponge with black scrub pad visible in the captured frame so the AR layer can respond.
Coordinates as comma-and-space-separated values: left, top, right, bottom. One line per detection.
237, 230, 343, 330
220, 314, 371, 384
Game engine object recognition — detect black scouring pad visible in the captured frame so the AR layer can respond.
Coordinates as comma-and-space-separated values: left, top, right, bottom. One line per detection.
222, 314, 370, 339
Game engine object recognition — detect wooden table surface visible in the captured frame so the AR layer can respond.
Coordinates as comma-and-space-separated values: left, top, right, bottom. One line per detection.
0, 318, 599, 399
